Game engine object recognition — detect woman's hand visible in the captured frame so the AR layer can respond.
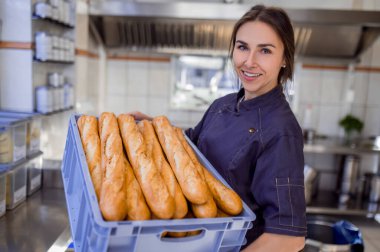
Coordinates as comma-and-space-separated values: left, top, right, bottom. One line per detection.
128, 111, 153, 121
242, 233, 305, 252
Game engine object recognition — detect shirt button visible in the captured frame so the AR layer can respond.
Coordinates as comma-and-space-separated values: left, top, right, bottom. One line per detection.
249, 128, 256, 133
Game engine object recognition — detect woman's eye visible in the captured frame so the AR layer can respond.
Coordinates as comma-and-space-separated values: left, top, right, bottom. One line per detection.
237, 45, 248, 51
262, 48, 271, 54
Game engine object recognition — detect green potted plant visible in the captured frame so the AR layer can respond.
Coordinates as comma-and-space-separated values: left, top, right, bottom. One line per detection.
338, 114, 364, 145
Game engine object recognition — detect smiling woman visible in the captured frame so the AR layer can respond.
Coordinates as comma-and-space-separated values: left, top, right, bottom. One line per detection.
186, 5, 305, 251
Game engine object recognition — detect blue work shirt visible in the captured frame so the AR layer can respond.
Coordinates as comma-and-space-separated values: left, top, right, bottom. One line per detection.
186, 85, 307, 245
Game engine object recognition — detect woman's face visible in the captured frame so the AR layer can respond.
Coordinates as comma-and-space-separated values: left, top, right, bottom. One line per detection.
232, 21, 285, 100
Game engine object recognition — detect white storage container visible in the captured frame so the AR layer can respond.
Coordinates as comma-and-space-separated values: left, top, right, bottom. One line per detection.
34, 2, 52, 19
0, 111, 42, 157
48, 72, 61, 87
6, 162, 27, 210
0, 118, 28, 164
36, 86, 53, 114
63, 84, 74, 109
26, 152, 43, 196
35, 32, 52, 61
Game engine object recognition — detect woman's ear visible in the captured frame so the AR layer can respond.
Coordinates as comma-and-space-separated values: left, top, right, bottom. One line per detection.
281, 59, 286, 68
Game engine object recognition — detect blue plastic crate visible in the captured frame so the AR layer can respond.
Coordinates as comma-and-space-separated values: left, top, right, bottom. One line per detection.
61, 115, 255, 252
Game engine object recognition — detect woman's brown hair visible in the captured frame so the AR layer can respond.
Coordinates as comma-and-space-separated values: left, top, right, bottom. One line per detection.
229, 5, 295, 86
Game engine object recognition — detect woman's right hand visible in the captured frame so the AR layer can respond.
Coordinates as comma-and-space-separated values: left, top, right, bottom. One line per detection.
128, 111, 153, 121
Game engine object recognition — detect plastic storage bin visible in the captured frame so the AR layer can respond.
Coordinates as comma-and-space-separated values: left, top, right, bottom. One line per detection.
0, 111, 42, 156
26, 152, 43, 196
0, 117, 27, 164
5, 161, 27, 210
62, 115, 255, 252
0, 171, 6, 218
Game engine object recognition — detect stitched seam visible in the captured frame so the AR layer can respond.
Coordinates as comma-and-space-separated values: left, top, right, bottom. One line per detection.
288, 177, 294, 227
258, 107, 264, 145
276, 184, 304, 187
278, 222, 307, 228
276, 178, 281, 225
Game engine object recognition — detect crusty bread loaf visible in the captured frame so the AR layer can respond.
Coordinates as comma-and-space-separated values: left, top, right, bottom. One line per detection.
138, 120, 188, 219
152, 116, 210, 205
118, 114, 175, 219
203, 168, 243, 215
166, 231, 188, 238
174, 127, 242, 216
216, 208, 231, 218
185, 211, 202, 237
77, 115, 103, 200
123, 157, 151, 220
98, 112, 128, 221
174, 127, 217, 218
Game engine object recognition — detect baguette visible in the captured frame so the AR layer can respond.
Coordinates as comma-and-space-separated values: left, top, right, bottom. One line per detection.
123, 157, 151, 220
138, 120, 188, 219
77, 115, 102, 200
203, 168, 243, 215
185, 211, 202, 237
216, 208, 231, 218
174, 127, 243, 216
174, 128, 217, 218
152, 116, 209, 205
98, 112, 128, 221
118, 114, 175, 219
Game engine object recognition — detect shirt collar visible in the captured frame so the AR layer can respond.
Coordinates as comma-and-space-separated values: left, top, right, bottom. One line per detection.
236, 85, 285, 111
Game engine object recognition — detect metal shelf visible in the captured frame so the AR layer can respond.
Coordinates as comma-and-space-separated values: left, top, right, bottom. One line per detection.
306, 190, 380, 217
304, 137, 380, 155
32, 15, 74, 29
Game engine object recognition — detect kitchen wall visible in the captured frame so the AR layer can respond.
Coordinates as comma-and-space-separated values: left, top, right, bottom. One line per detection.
75, 0, 101, 116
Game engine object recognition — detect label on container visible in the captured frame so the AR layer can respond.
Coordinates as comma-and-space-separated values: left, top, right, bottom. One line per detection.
14, 186, 26, 204
31, 175, 41, 191
30, 139, 40, 153
0, 199, 5, 214
13, 145, 26, 162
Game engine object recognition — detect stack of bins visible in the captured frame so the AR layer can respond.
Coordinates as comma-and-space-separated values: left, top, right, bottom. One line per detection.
0, 111, 43, 197
0, 112, 43, 213
0, 116, 28, 211
62, 115, 256, 252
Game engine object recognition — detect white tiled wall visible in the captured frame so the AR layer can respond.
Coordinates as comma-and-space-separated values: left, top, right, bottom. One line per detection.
104, 58, 209, 128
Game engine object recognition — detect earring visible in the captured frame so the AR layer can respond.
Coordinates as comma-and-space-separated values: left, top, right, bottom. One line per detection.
282, 65, 286, 68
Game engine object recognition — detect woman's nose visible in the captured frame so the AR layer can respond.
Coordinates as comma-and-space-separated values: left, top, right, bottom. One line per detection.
244, 52, 257, 68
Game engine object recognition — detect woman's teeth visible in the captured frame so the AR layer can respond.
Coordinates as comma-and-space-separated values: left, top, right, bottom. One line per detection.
242, 71, 261, 77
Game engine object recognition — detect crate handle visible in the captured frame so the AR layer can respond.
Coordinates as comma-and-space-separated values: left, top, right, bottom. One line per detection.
159, 229, 205, 241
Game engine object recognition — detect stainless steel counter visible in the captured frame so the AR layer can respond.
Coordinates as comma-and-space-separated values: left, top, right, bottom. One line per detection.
304, 137, 380, 155
0, 188, 68, 252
